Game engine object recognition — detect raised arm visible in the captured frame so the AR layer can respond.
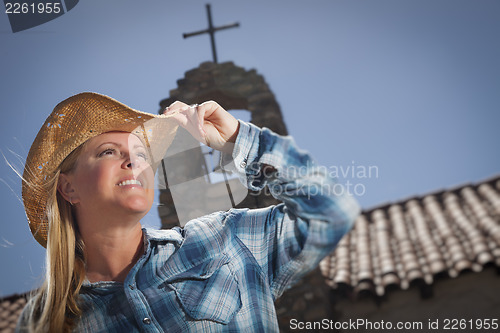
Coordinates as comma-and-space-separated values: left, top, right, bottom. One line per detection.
165, 101, 360, 298
225, 120, 360, 298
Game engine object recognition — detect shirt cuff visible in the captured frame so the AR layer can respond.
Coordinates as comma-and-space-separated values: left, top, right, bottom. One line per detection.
220, 120, 267, 191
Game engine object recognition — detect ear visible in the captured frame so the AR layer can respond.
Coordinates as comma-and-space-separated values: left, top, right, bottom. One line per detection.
57, 173, 79, 204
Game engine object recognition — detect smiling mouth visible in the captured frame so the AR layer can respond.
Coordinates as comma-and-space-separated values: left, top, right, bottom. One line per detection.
117, 179, 143, 187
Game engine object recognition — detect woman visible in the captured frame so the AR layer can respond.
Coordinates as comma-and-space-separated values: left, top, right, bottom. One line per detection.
18, 92, 359, 332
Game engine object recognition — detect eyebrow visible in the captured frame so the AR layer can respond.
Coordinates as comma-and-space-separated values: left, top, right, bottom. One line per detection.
95, 142, 146, 150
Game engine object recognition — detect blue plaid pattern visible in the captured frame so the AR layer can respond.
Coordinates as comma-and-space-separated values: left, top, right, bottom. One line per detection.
20, 121, 360, 332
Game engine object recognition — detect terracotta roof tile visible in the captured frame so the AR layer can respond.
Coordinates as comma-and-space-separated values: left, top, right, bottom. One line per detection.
320, 175, 500, 299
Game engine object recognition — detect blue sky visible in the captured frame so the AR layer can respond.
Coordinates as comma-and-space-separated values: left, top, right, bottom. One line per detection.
0, 0, 499, 297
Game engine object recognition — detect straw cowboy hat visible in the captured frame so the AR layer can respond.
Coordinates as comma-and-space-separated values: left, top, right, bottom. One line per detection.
22, 92, 179, 247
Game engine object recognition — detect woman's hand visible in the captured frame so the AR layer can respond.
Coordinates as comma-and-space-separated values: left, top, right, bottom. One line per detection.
164, 101, 240, 154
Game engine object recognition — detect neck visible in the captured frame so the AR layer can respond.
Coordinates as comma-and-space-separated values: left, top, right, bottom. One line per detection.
77, 213, 145, 283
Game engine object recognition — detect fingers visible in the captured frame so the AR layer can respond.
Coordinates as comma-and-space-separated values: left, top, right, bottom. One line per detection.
193, 104, 207, 137
163, 100, 188, 115
164, 101, 208, 145
167, 101, 187, 108
198, 100, 220, 118
163, 100, 236, 151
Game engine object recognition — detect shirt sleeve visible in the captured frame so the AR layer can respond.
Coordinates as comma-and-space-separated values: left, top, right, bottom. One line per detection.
222, 120, 360, 299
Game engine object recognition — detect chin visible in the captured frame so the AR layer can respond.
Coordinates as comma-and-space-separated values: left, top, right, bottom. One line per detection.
123, 197, 154, 214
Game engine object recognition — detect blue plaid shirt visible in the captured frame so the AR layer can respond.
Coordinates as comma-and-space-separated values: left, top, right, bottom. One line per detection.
21, 121, 360, 332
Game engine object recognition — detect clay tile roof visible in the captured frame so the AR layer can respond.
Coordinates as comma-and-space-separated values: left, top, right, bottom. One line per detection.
320, 175, 500, 299
0, 293, 28, 333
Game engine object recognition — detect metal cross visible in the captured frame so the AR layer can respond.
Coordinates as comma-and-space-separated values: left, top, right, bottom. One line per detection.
183, 4, 240, 63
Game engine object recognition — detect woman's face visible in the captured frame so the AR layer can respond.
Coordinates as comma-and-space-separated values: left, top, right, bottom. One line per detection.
63, 132, 155, 220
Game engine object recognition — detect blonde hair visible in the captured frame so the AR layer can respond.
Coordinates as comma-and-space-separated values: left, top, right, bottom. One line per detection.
23, 144, 86, 332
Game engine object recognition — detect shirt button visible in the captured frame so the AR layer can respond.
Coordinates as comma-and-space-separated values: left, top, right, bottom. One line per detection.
129, 284, 135, 290
143, 318, 151, 325
240, 161, 247, 168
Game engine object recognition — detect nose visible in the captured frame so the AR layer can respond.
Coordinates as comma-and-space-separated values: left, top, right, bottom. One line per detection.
122, 154, 141, 170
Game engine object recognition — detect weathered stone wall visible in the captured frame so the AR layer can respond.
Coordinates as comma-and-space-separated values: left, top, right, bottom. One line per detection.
275, 268, 338, 332
332, 267, 500, 332
276, 267, 500, 332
